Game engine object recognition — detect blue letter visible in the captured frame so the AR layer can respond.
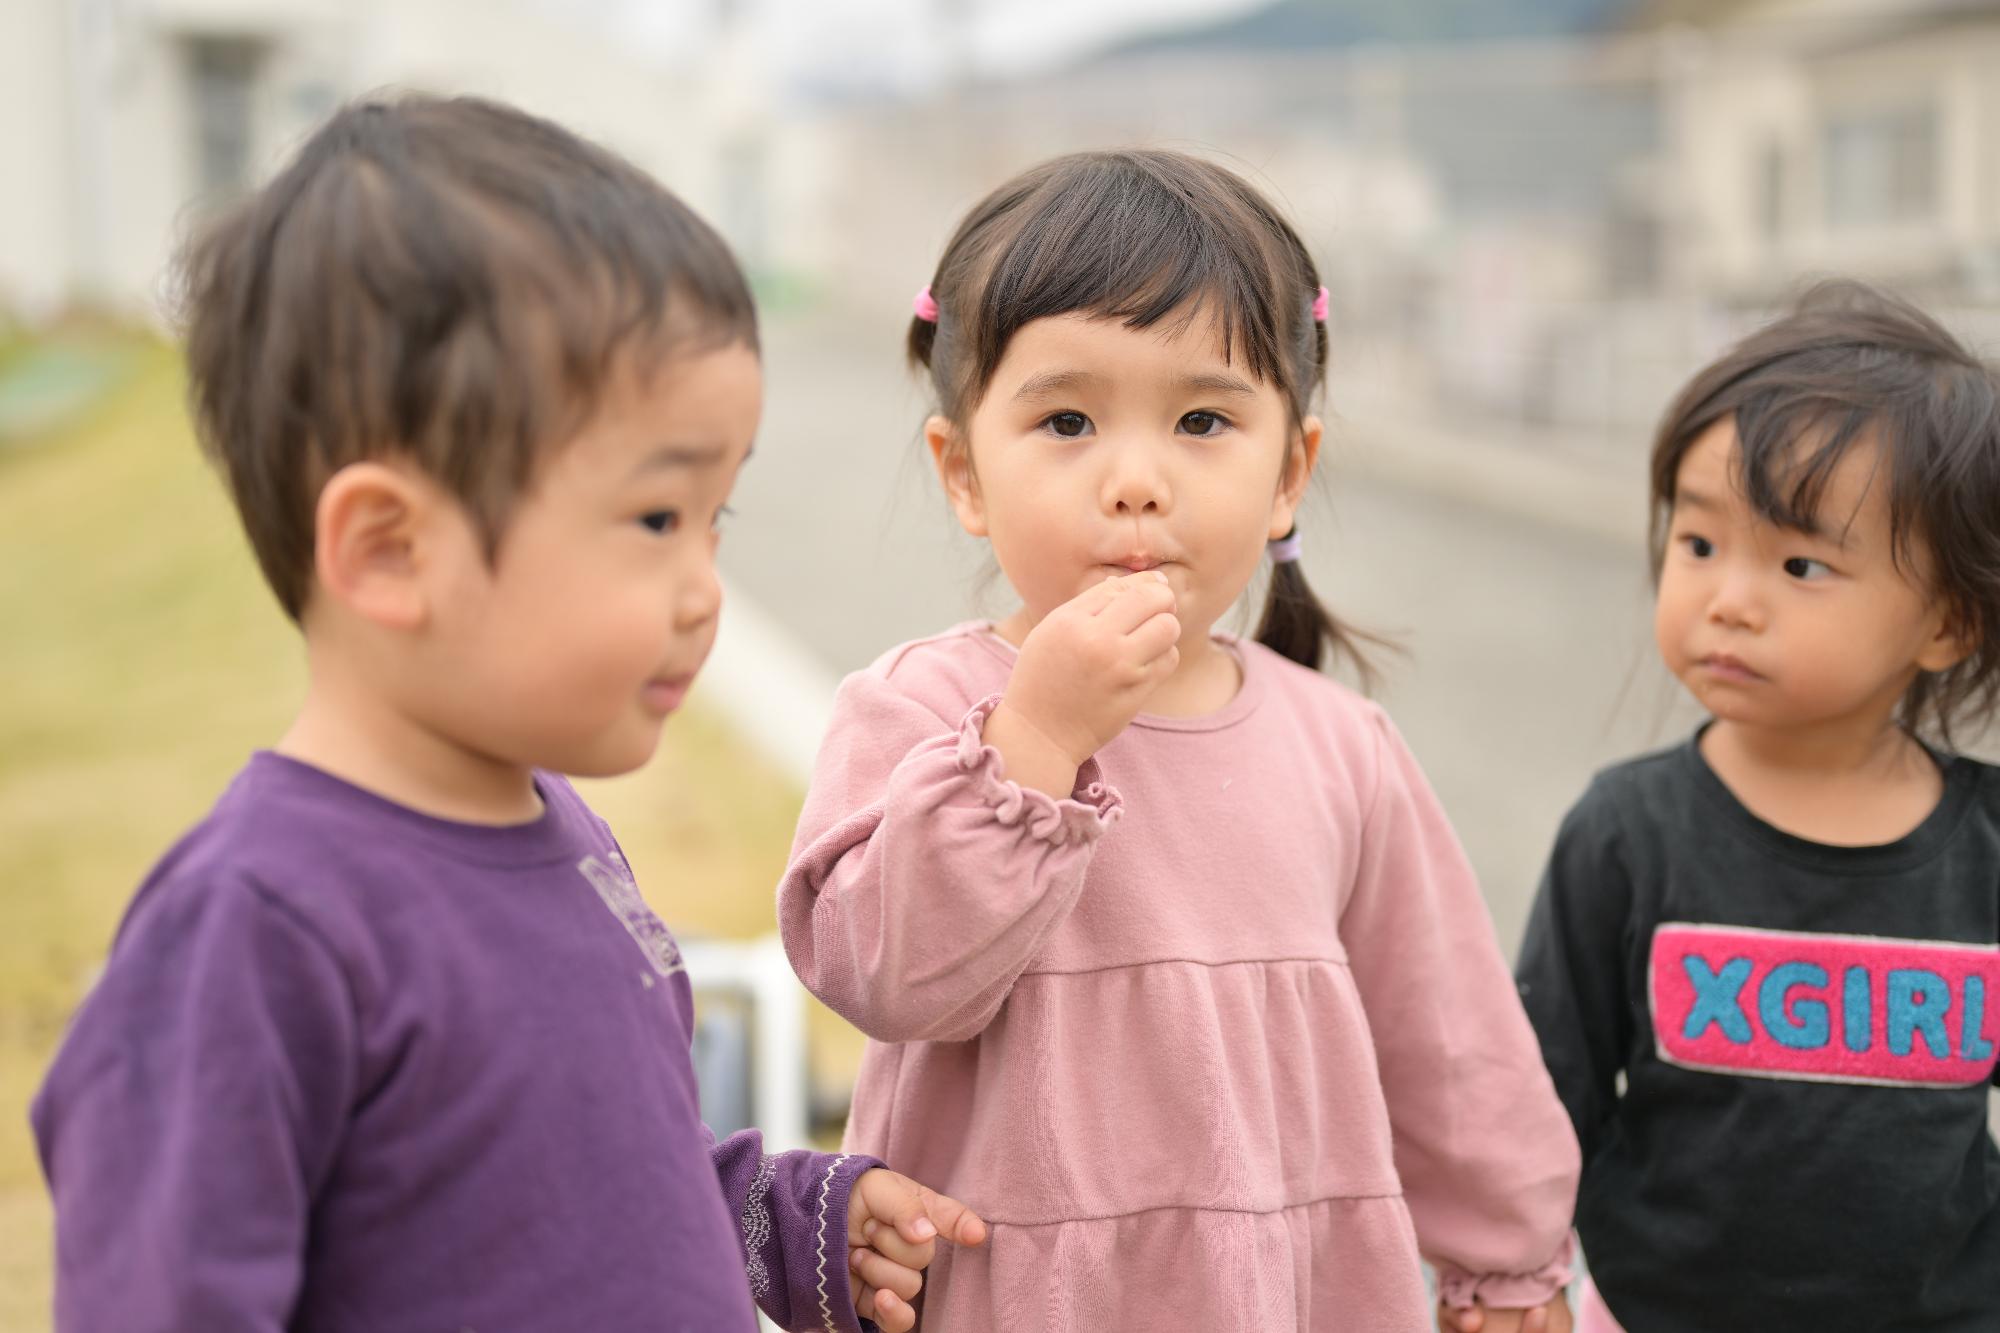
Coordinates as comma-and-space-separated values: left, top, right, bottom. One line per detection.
1759, 961, 1830, 1049
1843, 965, 1871, 1053
1887, 969, 1950, 1059
1682, 956, 1754, 1043
1963, 975, 1996, 1062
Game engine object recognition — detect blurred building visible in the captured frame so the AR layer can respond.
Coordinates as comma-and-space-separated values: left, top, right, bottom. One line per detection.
777, 0, 2000, 442
1632, 0, 2000, 306
0, 0, 785, 322
793, 8, 1674, 436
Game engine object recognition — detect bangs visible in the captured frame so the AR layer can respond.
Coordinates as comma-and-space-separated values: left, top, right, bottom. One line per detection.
935, 152, 1321, 418
978, 176, 1286, 382
1732, 395, 1909, 559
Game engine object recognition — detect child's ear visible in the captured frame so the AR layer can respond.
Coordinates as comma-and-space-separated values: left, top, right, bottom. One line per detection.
1916, 601, 1974, 675
926, 414, 987, 538
312, 461, 439, 631
1269, 414, 1323, 540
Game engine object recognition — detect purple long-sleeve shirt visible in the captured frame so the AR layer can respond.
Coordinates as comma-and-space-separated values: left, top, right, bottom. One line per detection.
32, 752, 880, 1333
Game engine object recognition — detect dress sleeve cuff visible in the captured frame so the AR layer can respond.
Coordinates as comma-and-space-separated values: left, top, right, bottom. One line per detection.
1434, 1231, 1576, 1310
954, 694, 1123, 844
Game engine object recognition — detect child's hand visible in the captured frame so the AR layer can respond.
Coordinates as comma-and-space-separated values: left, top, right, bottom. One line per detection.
845, 1167, 987, 1331
1436, 1295, 1573, 1333
985, 571, 1179, 794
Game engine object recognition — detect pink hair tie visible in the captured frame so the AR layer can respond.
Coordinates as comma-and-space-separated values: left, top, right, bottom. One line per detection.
1268, 529, 1304, 564
1312, 286, 1329, 323
913, 285, 940, 323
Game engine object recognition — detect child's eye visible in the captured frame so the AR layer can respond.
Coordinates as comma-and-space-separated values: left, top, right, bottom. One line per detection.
712, 505, 735, 533
639, 510, 680, 535
1681, 534, 1714, 558
1042, 411, 1091, 439
1783, 556, 1832, 581
1179, 411, 1230, 437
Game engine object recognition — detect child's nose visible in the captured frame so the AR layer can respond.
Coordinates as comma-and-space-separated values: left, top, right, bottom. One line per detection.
675, 560, 723, 632
1101, 440, 1170, 517
1706, 568, 1766, 631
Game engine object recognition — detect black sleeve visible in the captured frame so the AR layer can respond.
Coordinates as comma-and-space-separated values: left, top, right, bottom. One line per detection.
1515, 779, 1638, 1167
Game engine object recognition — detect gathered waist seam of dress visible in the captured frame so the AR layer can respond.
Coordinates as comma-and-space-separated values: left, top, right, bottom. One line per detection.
969, 1190, 1407, 1228
1014, 954, 1350, 979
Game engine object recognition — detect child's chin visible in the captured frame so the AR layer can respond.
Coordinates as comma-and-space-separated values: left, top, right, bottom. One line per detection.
556, 728, 666, 780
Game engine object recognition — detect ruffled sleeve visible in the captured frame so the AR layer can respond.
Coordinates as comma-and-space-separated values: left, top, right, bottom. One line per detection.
780, 675, 1121, 1044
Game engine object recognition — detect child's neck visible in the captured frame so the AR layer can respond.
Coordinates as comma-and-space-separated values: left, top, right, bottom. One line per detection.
278, 656, 545, 826
1699, 711, 1942, 847
1143, 631, 1242, 717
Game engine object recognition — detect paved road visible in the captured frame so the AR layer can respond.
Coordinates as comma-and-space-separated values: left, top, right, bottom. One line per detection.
728, 306, 1697, 955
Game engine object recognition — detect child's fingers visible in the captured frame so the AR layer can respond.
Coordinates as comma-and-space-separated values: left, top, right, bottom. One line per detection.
914, 1184, 988, 1247
1525, 1306, 1548, 1333
1097, 577, 1176, 633
870, 1285, 914, 1333
859, 1216, 934, 1270
1077, 574, 1139, 616
1438, 1301, 1485, 1333
850, 1246, 924, 1303
853, 1276, 916, 1333
875, 1180, 985, 1251
1126, 609, 1181, 664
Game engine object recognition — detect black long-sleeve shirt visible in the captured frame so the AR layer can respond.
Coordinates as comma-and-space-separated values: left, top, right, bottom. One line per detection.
1517, 732, 2000, 1331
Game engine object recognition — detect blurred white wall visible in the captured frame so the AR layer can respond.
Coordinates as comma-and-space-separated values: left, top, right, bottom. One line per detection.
0, 0, 781, 323
0, 0, 83, 318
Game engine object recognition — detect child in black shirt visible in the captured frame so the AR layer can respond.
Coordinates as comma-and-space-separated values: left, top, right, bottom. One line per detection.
1501, 282, 2000, 1331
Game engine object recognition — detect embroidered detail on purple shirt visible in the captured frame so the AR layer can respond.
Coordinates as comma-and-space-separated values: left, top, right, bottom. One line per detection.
816, 1152, 853, 1332
578, 852, 685, 978
741, 1154, 778, 1300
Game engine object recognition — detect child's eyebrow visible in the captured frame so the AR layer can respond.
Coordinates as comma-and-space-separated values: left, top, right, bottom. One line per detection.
631, 443, 734, 474
1012, 369, 1100, 403
1173, 372, 1258, 399
1011, 369, 1260, 403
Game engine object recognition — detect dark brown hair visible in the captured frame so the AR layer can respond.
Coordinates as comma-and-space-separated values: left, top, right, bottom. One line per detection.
909, 148, 1377, 681
178, 93, 757, 621
1649, 279, 2000, 745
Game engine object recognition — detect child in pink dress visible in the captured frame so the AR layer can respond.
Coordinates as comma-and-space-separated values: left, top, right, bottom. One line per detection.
779, 150, 1581, 1330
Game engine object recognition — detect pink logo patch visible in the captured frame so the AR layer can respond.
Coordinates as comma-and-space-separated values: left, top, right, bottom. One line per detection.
1651, 923, 2000, 1088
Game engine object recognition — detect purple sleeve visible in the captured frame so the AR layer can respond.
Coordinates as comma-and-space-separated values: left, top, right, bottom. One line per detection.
709, 1128, 885, 1333
31, 876, 355, 1333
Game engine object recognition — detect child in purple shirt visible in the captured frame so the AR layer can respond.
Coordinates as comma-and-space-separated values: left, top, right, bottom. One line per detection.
30, 94, 982, 1333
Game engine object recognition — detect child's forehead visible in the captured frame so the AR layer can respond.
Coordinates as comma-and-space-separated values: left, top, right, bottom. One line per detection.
995, 308, 1267, 390
541, 340, 761, 474
1677, 414, 1893, 537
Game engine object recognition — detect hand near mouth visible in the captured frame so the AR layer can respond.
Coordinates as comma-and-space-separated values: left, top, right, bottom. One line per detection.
983, 571, 1180, 796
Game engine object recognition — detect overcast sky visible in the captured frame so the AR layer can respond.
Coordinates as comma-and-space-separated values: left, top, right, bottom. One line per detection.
589, 0, 1269, 90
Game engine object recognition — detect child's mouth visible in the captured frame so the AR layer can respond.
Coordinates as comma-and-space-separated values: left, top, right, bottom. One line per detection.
641, 674, 695, 713
1699, 653, 1765, 683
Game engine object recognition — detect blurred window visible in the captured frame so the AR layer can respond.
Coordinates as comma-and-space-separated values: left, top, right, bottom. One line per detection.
185, 36, 264, 198
1757, 140, 1785, 242
1822, 102, 1938, 229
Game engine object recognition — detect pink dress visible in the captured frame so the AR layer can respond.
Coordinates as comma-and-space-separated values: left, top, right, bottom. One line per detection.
780, 625, 1578, 1329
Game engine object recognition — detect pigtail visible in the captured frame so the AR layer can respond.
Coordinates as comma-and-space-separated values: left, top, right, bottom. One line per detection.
907, 314, 938, 374
1256, 529, 1387, 691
